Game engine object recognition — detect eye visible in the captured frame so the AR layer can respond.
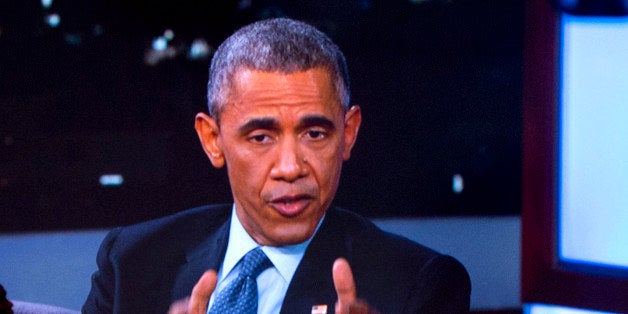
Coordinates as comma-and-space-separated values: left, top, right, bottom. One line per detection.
305, 129, 326, 140
248, 133, 272, 144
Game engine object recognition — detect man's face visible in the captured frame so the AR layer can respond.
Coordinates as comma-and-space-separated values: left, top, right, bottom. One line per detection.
195, 68, 361, 246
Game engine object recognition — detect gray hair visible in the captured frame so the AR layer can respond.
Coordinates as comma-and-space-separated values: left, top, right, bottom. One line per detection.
206, 17, 351, 118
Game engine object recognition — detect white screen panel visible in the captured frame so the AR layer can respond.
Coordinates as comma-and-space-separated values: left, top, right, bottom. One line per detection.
559, 14, 628, 270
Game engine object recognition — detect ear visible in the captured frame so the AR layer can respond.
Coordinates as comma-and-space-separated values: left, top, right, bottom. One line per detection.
195, 112, 225, 168
342, 105, 362, 161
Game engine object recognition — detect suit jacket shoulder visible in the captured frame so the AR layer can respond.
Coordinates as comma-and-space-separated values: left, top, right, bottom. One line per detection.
82, 204, 233, 314
282, 207, 471, 314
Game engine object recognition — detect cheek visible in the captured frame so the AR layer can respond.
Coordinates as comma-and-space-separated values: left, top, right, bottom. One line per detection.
226, 151, 265, 190
308, 149, 343, 190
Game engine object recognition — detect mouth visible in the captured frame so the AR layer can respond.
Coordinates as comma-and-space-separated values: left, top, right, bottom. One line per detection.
269, 194, 313, 217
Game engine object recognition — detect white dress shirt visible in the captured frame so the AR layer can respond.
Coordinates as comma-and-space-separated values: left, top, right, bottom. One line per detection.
208, 205, 324, 314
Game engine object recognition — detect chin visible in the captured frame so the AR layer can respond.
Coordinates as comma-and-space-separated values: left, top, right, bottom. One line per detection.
268, 227, 316, 246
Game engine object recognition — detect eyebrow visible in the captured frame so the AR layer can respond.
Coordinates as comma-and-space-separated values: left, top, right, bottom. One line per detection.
237, 114, 336, 135
299, 115, 336, 131
238, 118, 279, 135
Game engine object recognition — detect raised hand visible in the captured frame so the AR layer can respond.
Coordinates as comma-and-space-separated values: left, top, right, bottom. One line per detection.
333, 258, 379, 314
168, 270, 217, 314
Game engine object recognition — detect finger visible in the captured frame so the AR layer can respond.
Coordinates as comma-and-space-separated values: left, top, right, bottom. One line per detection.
335, 300, 371, 314
188, 270, 217, 314
168, 297, 190, 314
333, 257, 357, 304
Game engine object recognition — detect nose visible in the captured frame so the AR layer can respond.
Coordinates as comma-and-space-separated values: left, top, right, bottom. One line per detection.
270, 137, 308, 182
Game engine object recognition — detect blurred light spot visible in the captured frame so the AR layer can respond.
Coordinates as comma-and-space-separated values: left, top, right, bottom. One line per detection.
144, 46, 177, 66
99, 174, 124, 186
359, 0, 372, 10
92, 24, 104, 36
188, 38, 210, 60
45, 13, 61, 28
238, 0, 253, 9
41, 0, 53, 9
64, 33, 82, 46
0, 178, 8, 188
164, 29, 174, 41
452, 173, 464, 194
152, 36, 168, 51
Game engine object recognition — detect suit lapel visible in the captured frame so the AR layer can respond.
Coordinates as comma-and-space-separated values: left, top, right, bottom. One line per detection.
280, 209, 348, 314
171, 216, 230, 302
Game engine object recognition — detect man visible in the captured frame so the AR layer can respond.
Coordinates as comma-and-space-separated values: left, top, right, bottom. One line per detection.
83, 17, 470, 314
0, 284, 13, 314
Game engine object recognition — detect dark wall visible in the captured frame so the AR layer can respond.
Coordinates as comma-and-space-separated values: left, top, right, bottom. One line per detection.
0, 0, 523, 232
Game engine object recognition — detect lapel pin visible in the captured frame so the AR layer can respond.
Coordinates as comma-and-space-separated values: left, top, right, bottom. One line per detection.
311, 304, 327, 314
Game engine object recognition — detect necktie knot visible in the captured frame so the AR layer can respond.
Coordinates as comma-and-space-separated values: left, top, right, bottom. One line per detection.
208, 247, 272, 314
240, 247, 272, 278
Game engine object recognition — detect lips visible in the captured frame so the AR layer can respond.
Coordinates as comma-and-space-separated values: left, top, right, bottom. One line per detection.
269, 194, 312, 217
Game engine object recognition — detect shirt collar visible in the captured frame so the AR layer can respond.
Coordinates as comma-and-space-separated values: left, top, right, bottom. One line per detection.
219, 204, 324, 284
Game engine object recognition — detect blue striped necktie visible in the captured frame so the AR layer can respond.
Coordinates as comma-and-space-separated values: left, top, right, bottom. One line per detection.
208, 247, 272, 314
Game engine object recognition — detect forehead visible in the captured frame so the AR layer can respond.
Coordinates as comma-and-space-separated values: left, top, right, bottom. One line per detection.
223, 68, 342, 114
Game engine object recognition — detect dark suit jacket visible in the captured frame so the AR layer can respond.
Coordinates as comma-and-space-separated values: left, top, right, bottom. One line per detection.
82, 204, 471, 313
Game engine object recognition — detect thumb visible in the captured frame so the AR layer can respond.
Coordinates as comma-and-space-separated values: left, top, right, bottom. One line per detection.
188, 270, 217, 314
333, 257, 357, 305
